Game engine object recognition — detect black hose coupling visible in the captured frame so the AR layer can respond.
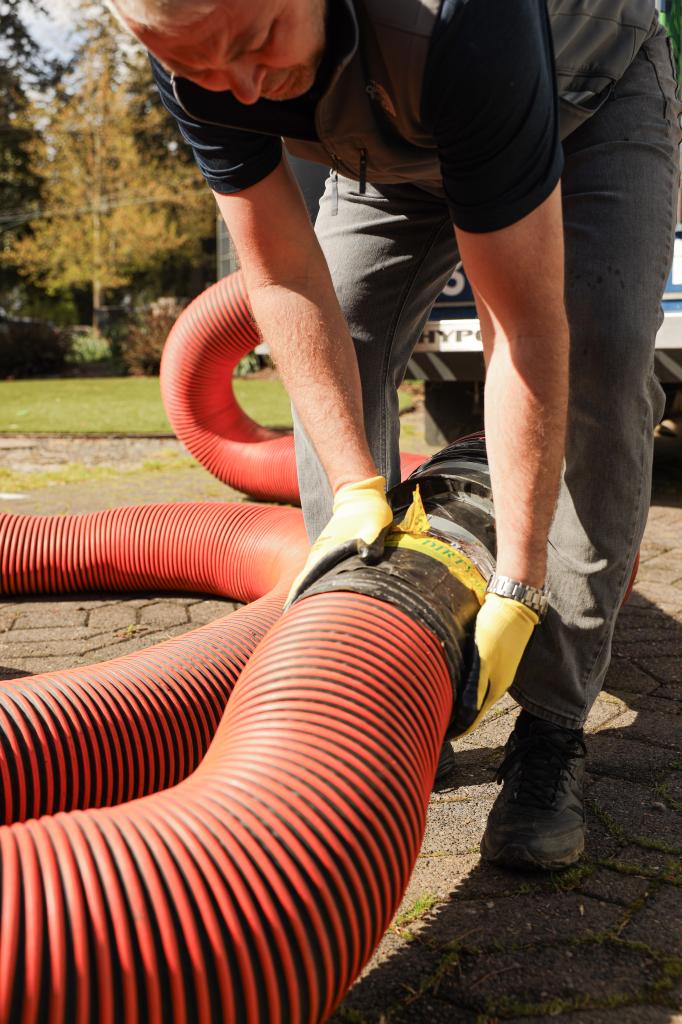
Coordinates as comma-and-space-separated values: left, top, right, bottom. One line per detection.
301, 543, 480, 737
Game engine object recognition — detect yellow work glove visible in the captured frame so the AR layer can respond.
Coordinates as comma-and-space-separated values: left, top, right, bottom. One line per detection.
285, 475, 393, 608
461, 593, 539, 735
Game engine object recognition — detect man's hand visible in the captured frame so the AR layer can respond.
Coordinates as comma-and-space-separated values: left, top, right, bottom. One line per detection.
285, 475, 393, 607
462, 594, 539, 735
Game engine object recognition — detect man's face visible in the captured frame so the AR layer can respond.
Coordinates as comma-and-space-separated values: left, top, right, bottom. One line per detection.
125, 0, 327, 103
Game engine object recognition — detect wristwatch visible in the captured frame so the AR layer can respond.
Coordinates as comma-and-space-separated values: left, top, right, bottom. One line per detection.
485, 573, 550, 621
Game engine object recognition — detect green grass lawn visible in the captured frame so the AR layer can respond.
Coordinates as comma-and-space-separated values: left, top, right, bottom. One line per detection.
0, 377, 415, 434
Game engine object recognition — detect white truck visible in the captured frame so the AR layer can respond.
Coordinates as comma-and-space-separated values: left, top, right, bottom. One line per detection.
411, 238, 682, 443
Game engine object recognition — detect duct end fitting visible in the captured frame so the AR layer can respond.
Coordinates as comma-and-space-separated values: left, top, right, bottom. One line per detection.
300, 544, 482, 737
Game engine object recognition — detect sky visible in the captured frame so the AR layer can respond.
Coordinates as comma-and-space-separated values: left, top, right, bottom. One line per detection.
19, 0, 81, 60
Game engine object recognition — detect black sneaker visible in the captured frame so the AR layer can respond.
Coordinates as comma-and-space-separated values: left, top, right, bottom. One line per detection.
433, 739, 457, 790
480, 710, 587, 870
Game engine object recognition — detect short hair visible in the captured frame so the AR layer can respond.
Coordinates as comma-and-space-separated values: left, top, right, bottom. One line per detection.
107, 0, 220, 32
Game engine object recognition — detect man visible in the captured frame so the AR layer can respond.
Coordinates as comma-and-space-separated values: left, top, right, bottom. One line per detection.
113, 0, 680, 869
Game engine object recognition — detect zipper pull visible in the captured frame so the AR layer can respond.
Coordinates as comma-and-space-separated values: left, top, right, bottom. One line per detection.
359, 148, 367, 195
330, 154, 339, 216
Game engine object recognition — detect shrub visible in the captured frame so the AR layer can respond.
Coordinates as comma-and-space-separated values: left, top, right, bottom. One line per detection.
234, 352, 262, 377
66, 328, 112, 366
119, 297, 185, 376
0, 318, 70, 379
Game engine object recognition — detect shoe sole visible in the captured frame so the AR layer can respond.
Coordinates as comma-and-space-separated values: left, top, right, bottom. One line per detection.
480, 835, 584, 871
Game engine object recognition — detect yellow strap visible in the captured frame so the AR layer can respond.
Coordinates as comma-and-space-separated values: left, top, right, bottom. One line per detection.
386, 486, 486, 604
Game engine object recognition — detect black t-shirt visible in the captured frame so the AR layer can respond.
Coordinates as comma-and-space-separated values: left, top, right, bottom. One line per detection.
151, 0, 563, 233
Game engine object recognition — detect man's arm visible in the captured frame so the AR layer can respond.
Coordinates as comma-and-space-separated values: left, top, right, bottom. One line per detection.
455, 183, 569, 588
214, 158, 377, 493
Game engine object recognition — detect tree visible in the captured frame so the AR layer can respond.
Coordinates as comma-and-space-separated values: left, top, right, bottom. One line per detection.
0, 1, 63, 309
5, 3, 214, 324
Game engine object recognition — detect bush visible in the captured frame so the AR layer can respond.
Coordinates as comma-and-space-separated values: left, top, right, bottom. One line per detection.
119, 297, 185, 376
0, 318, 70, 379
234, 352, 262, 377
66, 328, 112, 366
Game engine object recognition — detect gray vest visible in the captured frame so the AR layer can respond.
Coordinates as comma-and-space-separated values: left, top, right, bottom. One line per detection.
284, 0, 658, 191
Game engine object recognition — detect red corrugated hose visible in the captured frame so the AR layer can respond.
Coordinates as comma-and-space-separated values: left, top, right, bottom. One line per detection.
0, 271, 638, 1021
0, 271, 457, 1023
160, 270, 424, 502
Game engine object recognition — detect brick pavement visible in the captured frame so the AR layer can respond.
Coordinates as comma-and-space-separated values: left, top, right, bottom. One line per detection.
0, 433, 681, 1022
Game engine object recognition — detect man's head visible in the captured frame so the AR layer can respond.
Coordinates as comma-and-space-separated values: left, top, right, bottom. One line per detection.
110, 0, 327, 103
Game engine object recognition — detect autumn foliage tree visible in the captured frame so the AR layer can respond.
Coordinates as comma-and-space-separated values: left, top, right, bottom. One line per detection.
7, 4, 214, 323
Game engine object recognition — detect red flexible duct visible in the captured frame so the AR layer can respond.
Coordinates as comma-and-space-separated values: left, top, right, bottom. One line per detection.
0, 573, 453, 1022
0, 266, 453, 1018
0, 256, 642, 1019
0, 503, 307, 825
160, 270, 424, 503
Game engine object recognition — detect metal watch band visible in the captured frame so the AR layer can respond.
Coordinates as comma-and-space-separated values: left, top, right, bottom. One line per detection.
485, 573, 549, 621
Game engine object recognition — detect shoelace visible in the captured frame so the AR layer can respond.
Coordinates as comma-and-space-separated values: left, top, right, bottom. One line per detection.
496, 725, 586, 809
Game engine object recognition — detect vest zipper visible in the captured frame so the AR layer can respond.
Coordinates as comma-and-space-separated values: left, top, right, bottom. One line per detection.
330, 153, 339, 216
359, 149, 368, 195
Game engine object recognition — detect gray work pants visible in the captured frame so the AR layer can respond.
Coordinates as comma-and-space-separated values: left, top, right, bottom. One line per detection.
293, 27, 682, 729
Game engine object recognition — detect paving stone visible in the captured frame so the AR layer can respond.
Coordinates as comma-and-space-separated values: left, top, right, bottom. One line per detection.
0, 625, 94, 643
431, 779, 499, 805
593, 710, 682, 752
623, 885, 682, 954
455, 708, 517, 754
576, 866, 652, 906
406, 853, 546, 905
613, 619, 682, 648
1, 658, 90, 676
639, 540, 672, 563
75, 637, 166, 662
4, 468, 243, 518
412, 892, 622, 952
0, 611, 16, 631
0, 637, 103, 657
601, 844, 682, 881
615, 636, 682, 659
629, 582, 682, 612
586, 735, 679, 782
667, 982, 682, 1016
387, 996, 479, 1023
512, 1007, 678, 1023
585, 695, 628, 732
603, 659, 661, 695
636, 554, 682, 585
627, 692, 682, 716
588, 777, 682, 853
404, 854, 477, 903
138, 604, 189, 628
420, 796, 492, 859
0, 438, 36, 450
662, 774, 682, 807
617, 604, 674, 624
188, 599, 239, 624
333, 928, 443, 1022
12, 605, 88, 628
435, 941, 665, 1016
87, 605, 140, 629
404, 846, 548, 909
642, 658, 682, 686
0, 664, 31, 680
446, 743, 503, 780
